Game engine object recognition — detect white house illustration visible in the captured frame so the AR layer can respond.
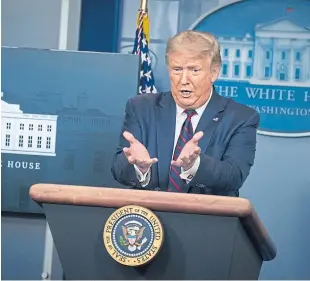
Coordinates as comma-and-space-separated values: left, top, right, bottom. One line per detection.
218, 19, 310, 86
1, 93, 58, 156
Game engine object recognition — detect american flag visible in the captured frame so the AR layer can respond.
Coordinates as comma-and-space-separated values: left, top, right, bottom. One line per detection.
132, 9, 157, 94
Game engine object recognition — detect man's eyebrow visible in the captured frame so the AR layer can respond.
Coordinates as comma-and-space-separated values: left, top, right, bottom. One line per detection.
186, 64, 202, 68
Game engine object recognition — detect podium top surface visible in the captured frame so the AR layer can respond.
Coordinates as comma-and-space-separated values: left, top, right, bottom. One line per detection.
29, 184, 276, 261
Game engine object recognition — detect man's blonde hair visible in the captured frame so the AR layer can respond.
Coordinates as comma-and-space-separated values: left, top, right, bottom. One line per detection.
165, 30, 222, 69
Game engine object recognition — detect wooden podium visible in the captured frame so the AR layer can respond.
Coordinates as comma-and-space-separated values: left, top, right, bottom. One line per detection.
29, 184, 276, 280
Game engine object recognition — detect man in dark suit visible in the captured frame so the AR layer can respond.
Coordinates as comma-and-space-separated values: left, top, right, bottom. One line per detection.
112, 30, 259, 197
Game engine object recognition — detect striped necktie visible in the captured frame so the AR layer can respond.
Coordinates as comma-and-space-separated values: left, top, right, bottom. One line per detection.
168, 110, 197, 192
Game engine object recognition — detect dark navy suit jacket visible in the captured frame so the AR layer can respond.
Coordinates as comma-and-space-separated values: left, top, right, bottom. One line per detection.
111, 90, 259, 197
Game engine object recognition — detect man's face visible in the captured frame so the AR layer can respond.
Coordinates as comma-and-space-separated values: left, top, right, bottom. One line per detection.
167, 51, 219, 110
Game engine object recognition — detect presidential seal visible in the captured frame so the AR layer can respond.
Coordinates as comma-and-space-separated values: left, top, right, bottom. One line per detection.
103, 205, 164, 266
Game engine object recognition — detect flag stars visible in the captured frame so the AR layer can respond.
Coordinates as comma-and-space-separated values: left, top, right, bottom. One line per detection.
132, 13, 157, 95
144, 70, 152, 81
141, 52, 147, 62
145, 86, 152, 93
142, 38, 147, 48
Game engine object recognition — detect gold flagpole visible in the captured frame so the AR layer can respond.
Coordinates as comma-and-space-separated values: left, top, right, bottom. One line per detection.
140, 0, 148, 11
139, 0, 150, 43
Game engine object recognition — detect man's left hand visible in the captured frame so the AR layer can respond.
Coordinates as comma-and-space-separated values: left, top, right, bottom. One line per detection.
171, 131, 204, 171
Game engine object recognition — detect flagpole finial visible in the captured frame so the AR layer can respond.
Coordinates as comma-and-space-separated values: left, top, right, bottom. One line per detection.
140, 0, 148, 11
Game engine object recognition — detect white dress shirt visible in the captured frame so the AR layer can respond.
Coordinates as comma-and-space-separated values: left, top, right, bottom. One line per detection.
134, 89, 213, 187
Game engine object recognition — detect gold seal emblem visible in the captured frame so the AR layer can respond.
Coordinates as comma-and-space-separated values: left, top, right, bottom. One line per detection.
103, 205, 164, 266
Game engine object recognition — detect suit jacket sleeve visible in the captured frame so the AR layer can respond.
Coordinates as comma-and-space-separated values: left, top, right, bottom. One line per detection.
189, 111, 259, 194
111, 98, 144, 188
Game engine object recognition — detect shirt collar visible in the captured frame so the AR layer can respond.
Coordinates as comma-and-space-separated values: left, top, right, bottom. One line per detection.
176, 87, 213, 117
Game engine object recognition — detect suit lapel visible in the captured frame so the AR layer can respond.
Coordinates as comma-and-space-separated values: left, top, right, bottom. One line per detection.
156, 92, 176, 188
195, 91, 227, 153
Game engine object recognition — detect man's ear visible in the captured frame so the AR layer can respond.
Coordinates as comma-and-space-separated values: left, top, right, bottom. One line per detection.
211, 64, 220, 83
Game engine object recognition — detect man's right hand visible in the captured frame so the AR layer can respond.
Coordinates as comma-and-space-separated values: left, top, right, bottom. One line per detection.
123, 131, 158, 174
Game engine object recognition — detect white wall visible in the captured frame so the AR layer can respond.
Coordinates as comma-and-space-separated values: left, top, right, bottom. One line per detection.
66, 0, 82, 50
1, 0, 81, 50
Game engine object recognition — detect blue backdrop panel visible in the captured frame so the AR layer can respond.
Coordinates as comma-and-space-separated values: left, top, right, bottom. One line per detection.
79, 0, 120, 53
1, 47, 140, 214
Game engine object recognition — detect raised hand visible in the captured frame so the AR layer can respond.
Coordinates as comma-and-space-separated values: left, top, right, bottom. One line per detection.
171, 131, 203, 171
123, 131, 158, 174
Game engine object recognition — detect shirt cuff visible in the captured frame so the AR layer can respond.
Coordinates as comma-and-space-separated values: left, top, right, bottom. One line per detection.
180, 156, 200, 182
134, 165, 151, 187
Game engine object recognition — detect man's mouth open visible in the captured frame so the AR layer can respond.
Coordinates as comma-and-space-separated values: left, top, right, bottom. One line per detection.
180, 90, 192, 97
